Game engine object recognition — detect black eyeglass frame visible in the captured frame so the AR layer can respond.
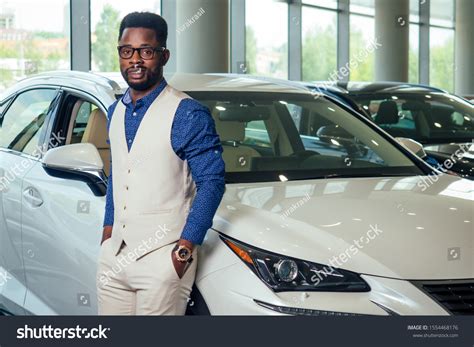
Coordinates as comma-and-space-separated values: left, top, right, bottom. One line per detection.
117, 45, 166, 60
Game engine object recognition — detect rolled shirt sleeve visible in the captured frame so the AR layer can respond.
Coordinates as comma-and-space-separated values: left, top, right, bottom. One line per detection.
102, 102, 117, 228
171, 99, 226, 245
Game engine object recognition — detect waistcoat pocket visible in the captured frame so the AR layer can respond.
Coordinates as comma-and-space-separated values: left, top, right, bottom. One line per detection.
139, 208, 173, 215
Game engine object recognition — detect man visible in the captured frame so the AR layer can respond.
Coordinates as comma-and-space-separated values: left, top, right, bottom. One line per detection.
96, 12, 225, 315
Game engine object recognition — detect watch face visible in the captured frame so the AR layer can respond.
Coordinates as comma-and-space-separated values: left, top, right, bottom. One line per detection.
178, 247, 190, 259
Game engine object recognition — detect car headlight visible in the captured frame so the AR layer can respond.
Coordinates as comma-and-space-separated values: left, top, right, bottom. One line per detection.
221, 235, 370, 292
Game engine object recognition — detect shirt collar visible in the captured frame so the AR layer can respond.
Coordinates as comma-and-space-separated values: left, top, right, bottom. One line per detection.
121, 78, 168, 106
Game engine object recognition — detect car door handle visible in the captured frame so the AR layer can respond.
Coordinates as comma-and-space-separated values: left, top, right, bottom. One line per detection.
22, 187, 43, 207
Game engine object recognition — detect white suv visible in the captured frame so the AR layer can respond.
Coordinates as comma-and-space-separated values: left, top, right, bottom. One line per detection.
0, 71, 472, 316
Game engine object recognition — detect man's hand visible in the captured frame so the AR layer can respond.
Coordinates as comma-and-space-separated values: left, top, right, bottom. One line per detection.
171, 239, 194, 279
101, 226, 113, 245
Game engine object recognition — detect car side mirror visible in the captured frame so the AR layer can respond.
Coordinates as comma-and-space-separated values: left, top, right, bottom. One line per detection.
43, 143, 103, 171
42, 143, 107, 196
395, 137, 427, 159
316, 125, 354, 142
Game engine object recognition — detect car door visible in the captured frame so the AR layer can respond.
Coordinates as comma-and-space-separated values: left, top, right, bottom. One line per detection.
0, 88, 60, 315
21, 91, 108, 315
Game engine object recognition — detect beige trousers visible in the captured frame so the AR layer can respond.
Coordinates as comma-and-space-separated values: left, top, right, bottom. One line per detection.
96, 239, 197, 315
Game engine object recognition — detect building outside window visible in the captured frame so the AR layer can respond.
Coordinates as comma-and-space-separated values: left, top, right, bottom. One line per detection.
349, 0, 375, 81
0, 0, 70, 92
429, 0, 455, 92
90, 0, 161, 72
0, 0, 460, 93
302, 4, 337, 81
245, 0, 288, 79
409, 0, 420, 84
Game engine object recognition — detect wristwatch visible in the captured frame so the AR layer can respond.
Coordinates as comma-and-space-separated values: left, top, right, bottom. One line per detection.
173, 244, 194, 263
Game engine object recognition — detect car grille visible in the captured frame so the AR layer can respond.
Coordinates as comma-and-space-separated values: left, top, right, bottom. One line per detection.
412, 280, 474, 315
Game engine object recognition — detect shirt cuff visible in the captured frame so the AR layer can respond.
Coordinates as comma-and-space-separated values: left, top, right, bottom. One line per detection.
180, 223, 210, 245
103, 214, 114, 228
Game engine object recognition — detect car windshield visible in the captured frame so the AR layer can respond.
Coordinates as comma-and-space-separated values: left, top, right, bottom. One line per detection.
350, 93, 474, 144
187, 92, 423, 183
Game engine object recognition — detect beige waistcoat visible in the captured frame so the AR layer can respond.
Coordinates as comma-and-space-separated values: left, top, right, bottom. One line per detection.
108, 85, 196, 258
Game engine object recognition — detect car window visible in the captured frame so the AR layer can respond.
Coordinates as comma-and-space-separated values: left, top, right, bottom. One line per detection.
70, 101, 98, 144
362, 98, 417, 136
0, 89, 58, 155
0, 97, 12, 117
285, 103, 303, 130
243, 120, 273, 154
190, 91, 422, 182
299, 106, 386, 166
352, 93, 474, 143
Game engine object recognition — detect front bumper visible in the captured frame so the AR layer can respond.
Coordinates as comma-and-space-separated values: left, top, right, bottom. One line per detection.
196, 261, 449, 315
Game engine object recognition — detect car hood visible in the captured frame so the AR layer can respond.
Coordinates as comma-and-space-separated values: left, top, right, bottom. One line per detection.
214, 174, 473, 280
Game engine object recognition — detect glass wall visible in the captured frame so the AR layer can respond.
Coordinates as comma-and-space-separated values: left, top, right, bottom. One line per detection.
430, 27, 454, 92
348, 0, 375, 81
408, 24, 419, 84
90, 0, 161, 72
430, 0, 455, 27
303, 0, 338, 9
408, 0, 420, 83
350, 0, 375, 15
0, 0, 461, 91
429, 0, 455, 92
349, 15, 375, 81
0, 0, 70, 92
302, 6, 337, 81
245, 0, 288, 79
347, 0, 423, 84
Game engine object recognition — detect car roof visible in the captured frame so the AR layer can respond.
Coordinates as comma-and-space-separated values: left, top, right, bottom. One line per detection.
168, 73, 310, 94
295, 81, 349, 95
333, 81, 447, 94
0, 71, 123, 103
1, 71, 312, 102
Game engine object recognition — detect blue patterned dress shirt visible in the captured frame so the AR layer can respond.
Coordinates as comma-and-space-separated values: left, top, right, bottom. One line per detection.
103, 79, 225, 245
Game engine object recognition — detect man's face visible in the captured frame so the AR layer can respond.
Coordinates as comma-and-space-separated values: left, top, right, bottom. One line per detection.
118, 27, 168, 91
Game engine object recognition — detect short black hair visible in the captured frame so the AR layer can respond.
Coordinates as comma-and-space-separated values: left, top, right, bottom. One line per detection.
118, 12, 168, 47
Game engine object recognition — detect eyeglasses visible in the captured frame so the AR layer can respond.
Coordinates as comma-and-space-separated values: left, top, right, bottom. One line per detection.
117, 45, 166, 60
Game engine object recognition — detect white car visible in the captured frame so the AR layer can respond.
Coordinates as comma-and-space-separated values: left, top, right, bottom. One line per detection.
0, 72, 472, 316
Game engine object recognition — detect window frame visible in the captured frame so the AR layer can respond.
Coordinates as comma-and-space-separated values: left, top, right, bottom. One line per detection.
0, 87, 61, 159
50, 87, 108, 152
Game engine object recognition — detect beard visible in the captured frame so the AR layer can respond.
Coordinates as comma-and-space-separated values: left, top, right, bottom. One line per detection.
122, 66, 162, 91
